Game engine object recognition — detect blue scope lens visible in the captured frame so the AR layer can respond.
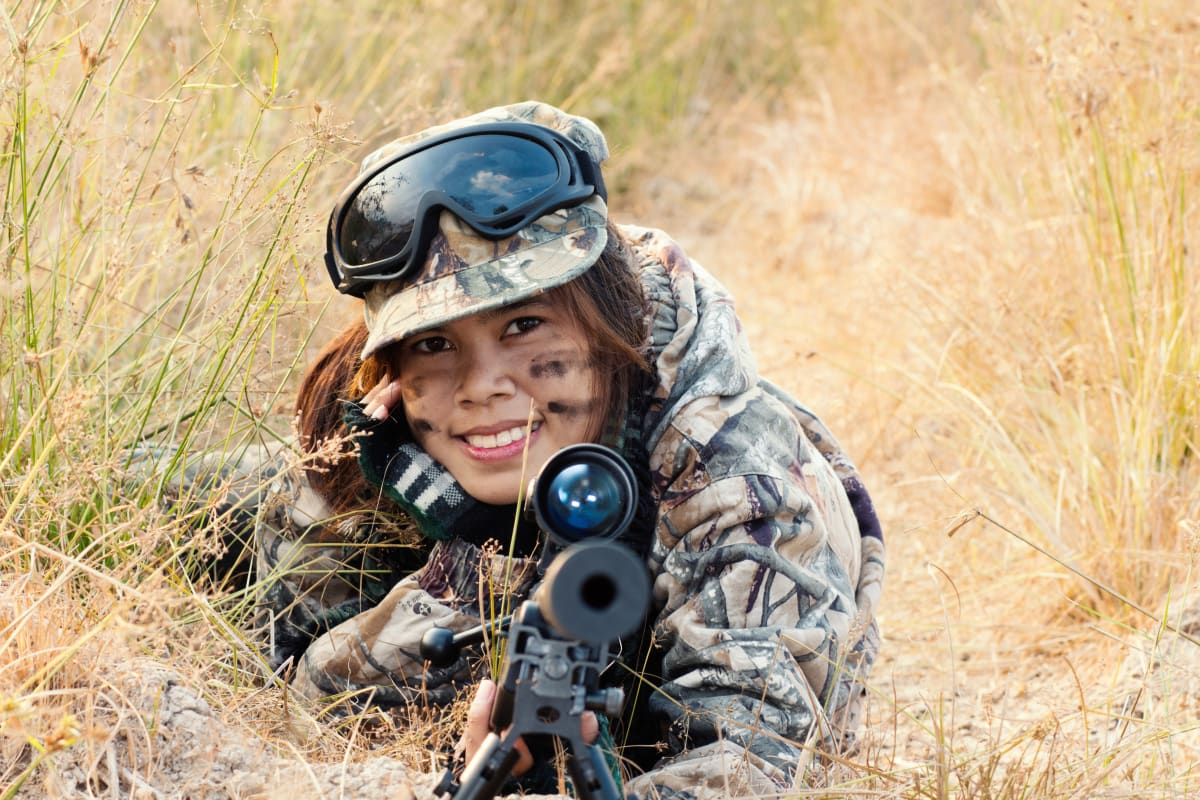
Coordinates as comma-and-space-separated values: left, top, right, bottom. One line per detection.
543, 463, 625, 541
533, 444, 638, 545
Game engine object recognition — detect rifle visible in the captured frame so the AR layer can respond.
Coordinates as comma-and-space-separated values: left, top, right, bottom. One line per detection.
420, 444, 650, 800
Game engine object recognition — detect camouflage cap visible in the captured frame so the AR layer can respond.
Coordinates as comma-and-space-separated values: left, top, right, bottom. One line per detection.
354, 101, 610, 358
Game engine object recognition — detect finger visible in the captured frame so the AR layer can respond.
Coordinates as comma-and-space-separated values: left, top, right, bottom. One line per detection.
468, 679, 497, 723
364, 377, 402, 421
375, 377, 404, 418
362, 375, 389, 406
462, 679, 497, 761
581, 711, 599, 744
512, 734, 534, 776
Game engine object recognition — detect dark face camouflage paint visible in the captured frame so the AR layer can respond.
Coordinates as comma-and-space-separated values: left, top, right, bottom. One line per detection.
528, 358, 572, 380
409, 418, 437, 434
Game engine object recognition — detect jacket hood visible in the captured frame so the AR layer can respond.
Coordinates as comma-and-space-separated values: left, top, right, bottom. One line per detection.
623, 225, 759, 449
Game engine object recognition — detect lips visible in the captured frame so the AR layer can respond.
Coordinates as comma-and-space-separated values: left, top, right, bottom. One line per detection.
463, 421, 542, 450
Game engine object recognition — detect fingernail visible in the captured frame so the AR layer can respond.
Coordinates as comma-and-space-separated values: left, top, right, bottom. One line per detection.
369, 404, 387, 420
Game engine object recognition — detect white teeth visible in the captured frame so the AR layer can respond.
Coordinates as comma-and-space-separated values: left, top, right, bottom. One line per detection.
466, 433, 497, 449
465, 422, 539, 449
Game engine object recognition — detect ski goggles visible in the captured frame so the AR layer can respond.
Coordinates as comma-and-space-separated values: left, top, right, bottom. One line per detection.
324, 122, 607, 296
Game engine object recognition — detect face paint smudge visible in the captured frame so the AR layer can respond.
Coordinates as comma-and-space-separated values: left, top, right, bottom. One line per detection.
410, 418, 437, 434
529, 359, 572, 380
545, 399, 598, 418
403, 377, 427, 400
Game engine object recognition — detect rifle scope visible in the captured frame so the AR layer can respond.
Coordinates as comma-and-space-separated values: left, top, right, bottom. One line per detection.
420, 444, 649, 665
531, 443, 637, 546
529, 444, 648, 643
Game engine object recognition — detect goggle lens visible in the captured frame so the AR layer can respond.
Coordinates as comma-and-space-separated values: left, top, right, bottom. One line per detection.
338, 134, 563, 267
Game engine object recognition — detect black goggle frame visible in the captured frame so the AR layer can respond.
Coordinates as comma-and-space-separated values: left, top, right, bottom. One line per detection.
324, 122, 607, 296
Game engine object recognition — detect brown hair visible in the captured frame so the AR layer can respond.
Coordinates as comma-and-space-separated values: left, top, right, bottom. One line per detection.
294, 320, 380, 517
543, 224, 649, 442
295, 222, 648, 511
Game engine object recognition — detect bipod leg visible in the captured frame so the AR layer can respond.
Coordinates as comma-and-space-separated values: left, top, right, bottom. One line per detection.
564, 736, 623, 800
452, 730, 523, 800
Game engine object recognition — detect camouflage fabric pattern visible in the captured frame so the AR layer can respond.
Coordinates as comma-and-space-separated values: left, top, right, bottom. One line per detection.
361, 196, 608, 357
125, 443, 431, 678
288, 535, 540, 707
359, 100, 610, 174
254, 461, 428, 675
619, 226, 885, 795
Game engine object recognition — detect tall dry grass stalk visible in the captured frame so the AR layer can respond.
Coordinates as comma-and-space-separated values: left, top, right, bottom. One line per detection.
908, 1, 1199, 614
861, 0, 1200, 793
633, 0, 1199, 795
677, 0, 1198, 617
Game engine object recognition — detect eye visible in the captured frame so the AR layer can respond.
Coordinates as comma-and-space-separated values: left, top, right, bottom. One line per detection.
410, 335, 454, 354
504, 316, 544, 336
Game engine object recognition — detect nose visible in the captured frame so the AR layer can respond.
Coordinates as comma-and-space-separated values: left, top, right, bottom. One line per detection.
454, 343, 516, 406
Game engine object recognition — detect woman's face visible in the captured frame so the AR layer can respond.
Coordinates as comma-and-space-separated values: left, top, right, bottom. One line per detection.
391, 297, 603, 505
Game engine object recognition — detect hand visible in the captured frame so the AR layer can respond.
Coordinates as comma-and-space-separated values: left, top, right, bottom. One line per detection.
461, 679, 600, 775
462, 679, 533, 775
363, 375, 403, 421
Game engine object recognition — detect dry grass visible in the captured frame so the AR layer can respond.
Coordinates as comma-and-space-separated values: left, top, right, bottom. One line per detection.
3, 0, 1199, 797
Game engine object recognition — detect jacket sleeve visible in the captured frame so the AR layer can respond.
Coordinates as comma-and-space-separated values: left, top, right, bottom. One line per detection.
126, 442, 427, 672
125, 443, 285, 588
285, 536, 541, 707
252, 453, 436, 673
630, 389, 880, 794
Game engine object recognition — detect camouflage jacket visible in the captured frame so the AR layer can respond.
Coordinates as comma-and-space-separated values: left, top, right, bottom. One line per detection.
170, 226, 884, 797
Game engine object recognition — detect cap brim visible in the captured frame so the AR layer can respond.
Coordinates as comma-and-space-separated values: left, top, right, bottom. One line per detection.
361, 197, 607, 359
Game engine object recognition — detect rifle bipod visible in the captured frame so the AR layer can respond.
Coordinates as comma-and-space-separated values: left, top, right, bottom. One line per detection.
421, 446, 651, 800
422, 543, 648, 800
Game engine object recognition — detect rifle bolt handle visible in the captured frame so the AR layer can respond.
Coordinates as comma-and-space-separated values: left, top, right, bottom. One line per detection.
420, 626, 458, 668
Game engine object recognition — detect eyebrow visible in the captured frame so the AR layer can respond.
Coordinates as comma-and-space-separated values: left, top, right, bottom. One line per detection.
476, 297, 546, 322
409, 298, 550, 341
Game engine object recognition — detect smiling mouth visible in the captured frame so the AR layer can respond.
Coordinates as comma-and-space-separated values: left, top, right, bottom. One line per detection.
463, 421, 542, 450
